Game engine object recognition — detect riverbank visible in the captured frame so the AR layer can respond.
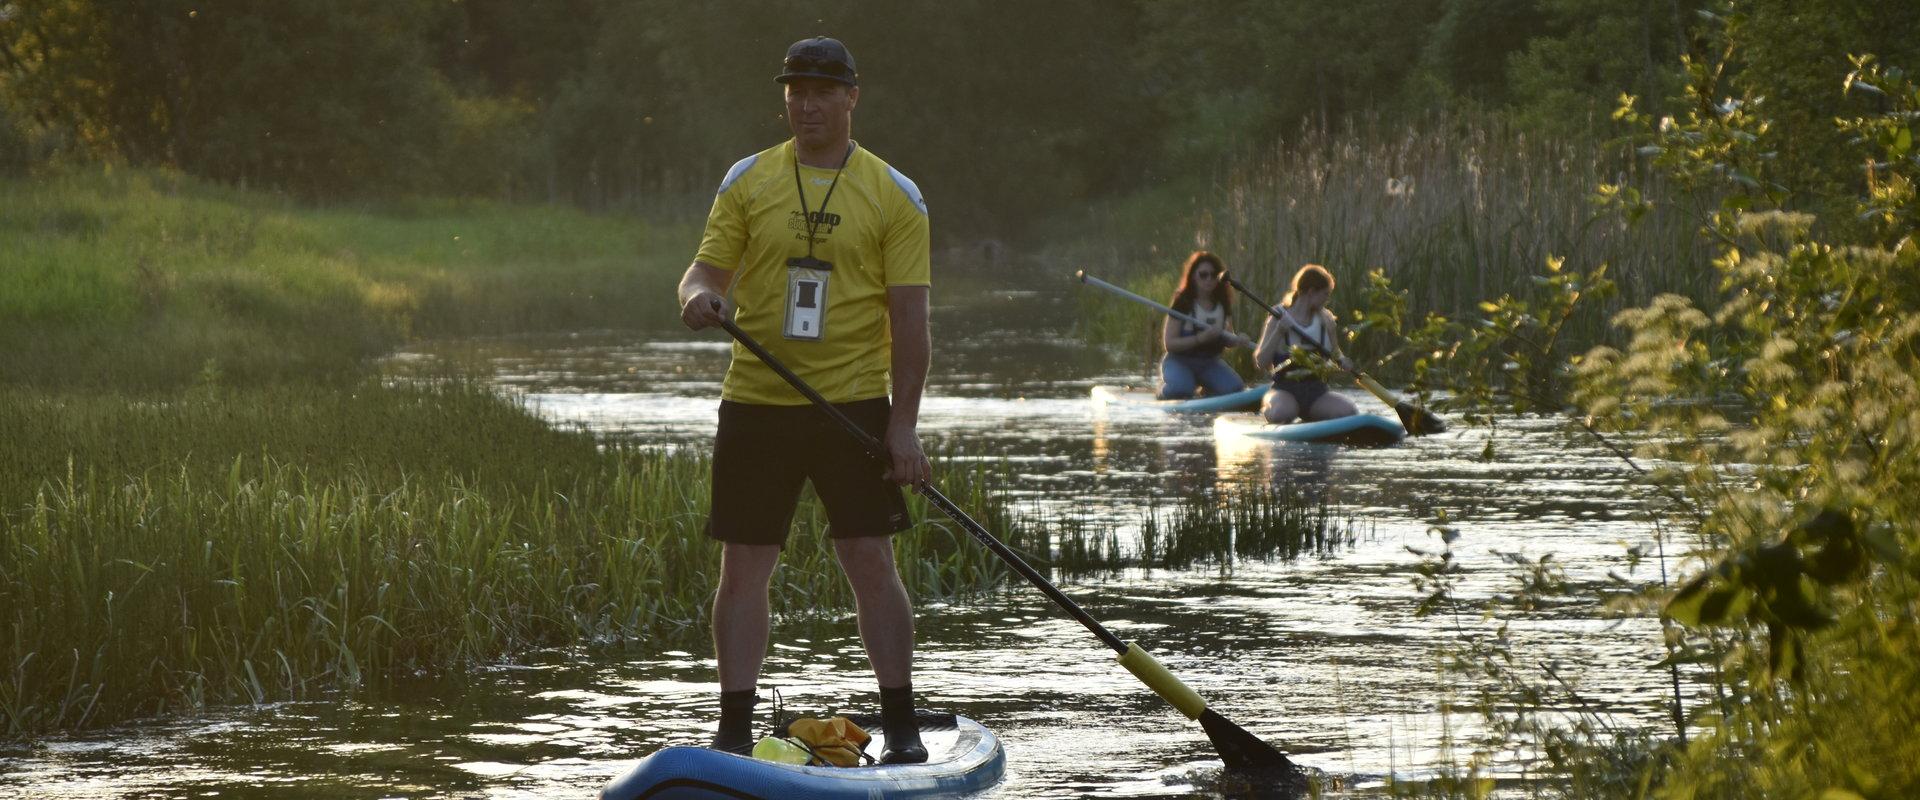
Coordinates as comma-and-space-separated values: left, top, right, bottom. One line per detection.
0, 170, 1027, 739
1, 168, 691, 391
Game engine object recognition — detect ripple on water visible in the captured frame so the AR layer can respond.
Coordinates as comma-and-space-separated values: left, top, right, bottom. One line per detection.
2, 293, 1686, 798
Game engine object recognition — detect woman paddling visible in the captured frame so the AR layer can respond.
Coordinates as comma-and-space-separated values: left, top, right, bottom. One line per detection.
1157, 251, 1248, 400
1254, 264, 1359, 424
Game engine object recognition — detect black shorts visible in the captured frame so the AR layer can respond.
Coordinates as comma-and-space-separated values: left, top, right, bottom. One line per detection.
1269, 376, 1330, 411
707, 398, 913, 547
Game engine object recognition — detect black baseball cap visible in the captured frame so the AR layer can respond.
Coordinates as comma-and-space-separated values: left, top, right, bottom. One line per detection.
776, 36, 858, 87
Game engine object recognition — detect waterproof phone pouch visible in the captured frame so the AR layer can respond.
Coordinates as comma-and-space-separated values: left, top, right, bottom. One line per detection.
784, 256, 832, 341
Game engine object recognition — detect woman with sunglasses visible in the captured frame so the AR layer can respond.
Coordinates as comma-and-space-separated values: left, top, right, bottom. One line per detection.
1157, 251, 1248, 400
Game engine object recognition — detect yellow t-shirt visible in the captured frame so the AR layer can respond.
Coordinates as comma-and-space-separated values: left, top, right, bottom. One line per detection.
696, 140, 931, 405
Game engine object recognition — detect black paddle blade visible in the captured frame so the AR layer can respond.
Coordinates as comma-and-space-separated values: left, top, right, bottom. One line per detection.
1199, 708, 1298, 775
1396, 401, 1448, 436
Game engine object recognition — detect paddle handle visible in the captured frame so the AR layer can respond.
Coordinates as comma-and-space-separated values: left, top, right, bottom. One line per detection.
716, 318, 1130, 655
1075, 271, 1258, 349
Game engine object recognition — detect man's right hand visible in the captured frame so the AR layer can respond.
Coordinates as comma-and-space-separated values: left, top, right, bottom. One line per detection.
681, 291, 730, 330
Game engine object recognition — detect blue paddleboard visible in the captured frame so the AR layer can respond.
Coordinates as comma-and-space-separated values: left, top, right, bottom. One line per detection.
1215, 413, 1406, 446
1091, 385, 1266, 414
600, 713, 1004, 800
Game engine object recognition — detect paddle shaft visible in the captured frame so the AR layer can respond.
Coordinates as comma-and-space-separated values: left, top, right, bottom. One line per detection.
1075, 272, 1257, 349
713, 314, 1299, 774
716, 318, 1128, 655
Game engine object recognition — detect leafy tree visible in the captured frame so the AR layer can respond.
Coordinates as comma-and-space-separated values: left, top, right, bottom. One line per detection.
1136, 0, 1444, 169
1420, 0, 1551, 105
1, 0, 458, 197
1723, 0, 1920, 212
1505, 0, 1703, 135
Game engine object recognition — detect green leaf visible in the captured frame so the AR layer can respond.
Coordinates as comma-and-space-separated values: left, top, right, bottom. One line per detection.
1666, 572, 1715, 625
1768, 577, 1835, 630
1698, 586, 1740, 626
1801, 511, 1865, 585
1767, 622, 1803, 682
1819, 790, 1867, 800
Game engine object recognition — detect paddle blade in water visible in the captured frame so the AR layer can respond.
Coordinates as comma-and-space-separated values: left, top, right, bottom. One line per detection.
1198, 708, 1299, 775
1396, 401, 1448, 435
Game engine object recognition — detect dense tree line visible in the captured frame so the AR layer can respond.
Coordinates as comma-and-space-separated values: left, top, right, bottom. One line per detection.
1, 0, 1912, 236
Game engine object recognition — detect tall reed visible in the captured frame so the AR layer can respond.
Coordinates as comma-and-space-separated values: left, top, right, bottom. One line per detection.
0, 384, 1014, 738
1067, 117, 1718, 370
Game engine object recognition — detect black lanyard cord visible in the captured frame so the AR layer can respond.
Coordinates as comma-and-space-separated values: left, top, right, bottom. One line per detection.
792, 141, 854, 259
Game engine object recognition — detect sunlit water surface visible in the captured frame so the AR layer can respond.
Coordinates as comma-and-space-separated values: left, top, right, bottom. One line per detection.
1, 278, 1698, 798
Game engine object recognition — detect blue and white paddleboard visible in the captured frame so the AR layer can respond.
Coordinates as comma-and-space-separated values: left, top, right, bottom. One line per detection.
1215, 413, 1406, 446
600, 714, 1004, 800
1091, 385, 1266, 414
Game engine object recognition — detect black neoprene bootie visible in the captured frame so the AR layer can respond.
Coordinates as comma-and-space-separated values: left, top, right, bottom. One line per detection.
710, 689, 758, 755
877, 683, 927, 764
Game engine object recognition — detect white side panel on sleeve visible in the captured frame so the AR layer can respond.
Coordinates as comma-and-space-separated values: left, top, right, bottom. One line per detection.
886, 166, 928, 215
717, 154, 759, 195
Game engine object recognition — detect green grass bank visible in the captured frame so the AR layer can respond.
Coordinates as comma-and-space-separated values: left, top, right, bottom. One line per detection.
1, 168, 694, 391
1, 169, 1340, 740
0, 170, 1017, 739
0, 382, 1018, 738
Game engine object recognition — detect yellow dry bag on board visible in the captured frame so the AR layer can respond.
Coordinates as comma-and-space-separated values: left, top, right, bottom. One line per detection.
751, 716, 874, 767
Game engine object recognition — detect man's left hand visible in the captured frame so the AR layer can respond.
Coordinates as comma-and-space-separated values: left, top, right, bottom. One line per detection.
883, 425, 932, 486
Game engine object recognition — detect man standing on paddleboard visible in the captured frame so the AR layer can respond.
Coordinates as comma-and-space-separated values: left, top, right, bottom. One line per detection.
675, 35, 933, 764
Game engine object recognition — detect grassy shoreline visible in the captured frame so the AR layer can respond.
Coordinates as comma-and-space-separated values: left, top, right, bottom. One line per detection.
0, 382, 1019, 738
3, 169, 1343, 740
0, 169, 1015, 739
2, 168, 696, 391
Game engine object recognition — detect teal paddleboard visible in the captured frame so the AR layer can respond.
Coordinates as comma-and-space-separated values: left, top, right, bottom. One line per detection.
1091, 385, 1266, 414
599, 713, 1004, 800
1216, 413, 1406, 446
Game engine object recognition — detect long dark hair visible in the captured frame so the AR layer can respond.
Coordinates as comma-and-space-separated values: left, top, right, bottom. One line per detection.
1169, 250, 1232, 314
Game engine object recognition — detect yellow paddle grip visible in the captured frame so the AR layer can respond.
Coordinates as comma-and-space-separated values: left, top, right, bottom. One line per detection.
1355, 373, 1397, 405
1118, 642, 1208, 720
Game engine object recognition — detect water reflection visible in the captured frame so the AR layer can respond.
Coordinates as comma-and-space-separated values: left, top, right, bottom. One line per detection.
1, 279, 1689, 799
1213, 426, 1337, 503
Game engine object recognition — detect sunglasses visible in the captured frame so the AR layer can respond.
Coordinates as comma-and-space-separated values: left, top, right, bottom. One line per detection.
785, 57, 853, 77
1194, 269, 1219, 279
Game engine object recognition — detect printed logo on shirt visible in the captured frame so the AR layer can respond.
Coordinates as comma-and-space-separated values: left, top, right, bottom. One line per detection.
788, 210, 841, 234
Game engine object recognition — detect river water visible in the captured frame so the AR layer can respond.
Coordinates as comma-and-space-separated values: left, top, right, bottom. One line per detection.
0, 272, 1691, 798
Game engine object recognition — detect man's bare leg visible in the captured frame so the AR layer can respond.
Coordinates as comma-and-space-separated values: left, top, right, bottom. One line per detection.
712, 542, 781, 751
833, 536, 926, 762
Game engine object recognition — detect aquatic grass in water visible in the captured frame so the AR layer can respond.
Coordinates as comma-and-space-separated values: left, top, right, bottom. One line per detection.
1009, 481, 1349, 580
0, 384, 1017, 738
